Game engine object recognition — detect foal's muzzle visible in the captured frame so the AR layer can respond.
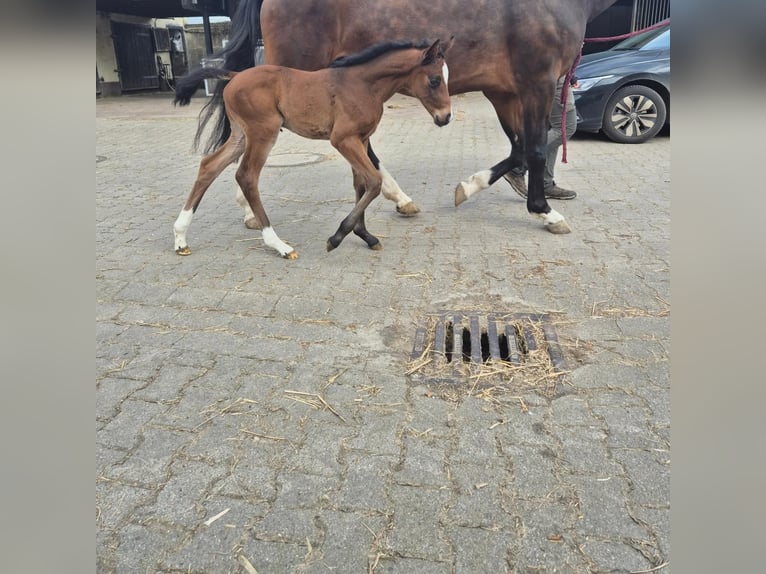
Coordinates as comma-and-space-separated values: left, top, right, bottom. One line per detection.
434, 112, 452, 127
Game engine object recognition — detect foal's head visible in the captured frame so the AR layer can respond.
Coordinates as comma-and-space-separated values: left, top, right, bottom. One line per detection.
406, 37, 454, 127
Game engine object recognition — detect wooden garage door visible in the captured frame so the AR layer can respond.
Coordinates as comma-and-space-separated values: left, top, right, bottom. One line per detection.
111, 21, 159, 91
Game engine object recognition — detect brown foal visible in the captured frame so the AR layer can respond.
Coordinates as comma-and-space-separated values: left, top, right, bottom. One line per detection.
173, 38, 453, 259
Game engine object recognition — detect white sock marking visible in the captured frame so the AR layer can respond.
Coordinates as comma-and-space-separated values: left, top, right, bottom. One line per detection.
535, 208, 566, 227
262, 226, 293, 257
173, 208, 193, 250
458, 169, 493, 200
380, 164, 413, 207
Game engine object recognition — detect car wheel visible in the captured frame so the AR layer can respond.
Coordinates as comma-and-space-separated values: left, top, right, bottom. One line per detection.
602, 85, 667, 143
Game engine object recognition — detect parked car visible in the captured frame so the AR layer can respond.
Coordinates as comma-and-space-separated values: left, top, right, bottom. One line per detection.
573, 22, 670, 143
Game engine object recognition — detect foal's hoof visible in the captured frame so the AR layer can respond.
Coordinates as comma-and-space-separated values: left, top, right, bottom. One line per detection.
326, 238, 339, 252
283, 250, 298, 260
176, 246, 192, 256
369, 240, 383, 251
244, 217, 261, 230
454, 182, 468, 206
546, 220, 572, 234
396, 202, 420, 216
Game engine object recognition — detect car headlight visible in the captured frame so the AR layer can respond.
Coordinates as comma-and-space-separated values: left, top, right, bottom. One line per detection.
572, 75, 615, 92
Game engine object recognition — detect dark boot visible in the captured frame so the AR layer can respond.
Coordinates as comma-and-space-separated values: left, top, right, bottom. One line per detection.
503, 168, 528, 199
543, 183, 577, 200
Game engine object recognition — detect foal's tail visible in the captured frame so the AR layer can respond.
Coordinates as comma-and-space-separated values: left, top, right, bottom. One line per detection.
183, 0, 265, 154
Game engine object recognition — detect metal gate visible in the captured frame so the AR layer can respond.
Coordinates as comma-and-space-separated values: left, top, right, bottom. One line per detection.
111, 21, 159, 91
631, 0, 670, 30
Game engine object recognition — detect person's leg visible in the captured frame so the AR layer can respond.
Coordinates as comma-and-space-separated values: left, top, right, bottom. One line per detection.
543, 83, 577, 199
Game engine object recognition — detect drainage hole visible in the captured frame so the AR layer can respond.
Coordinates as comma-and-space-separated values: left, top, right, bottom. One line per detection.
480, 331, 490, 363
462, 328, 471, 363
445, 322, 454, 363
498, 333, 510, 362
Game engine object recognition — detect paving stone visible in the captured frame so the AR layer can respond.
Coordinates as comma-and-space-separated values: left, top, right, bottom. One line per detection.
506, 444, 561, 498
580, 538, 655, 573
97, 399, 165, 451
449, 525, 510, 573
570, 476, 649, 539
96, 376, 149, 422
612, 448, 671, 507
312, 511, 387, 573
388, 485, 451, 560
395, 435, 449, 486
337, 453, 395, 511
445, 463, 509, 527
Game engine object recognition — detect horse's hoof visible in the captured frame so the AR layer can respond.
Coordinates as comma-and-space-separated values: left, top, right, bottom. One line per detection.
396, 202, 420, 217
369, 241, 383, 251
454, 182, 468, 206
326, 239, 337, 252
176, 246, 192, 256
546, 220, 572, 234
283, 250, 298, 260
244, 217, 261, 230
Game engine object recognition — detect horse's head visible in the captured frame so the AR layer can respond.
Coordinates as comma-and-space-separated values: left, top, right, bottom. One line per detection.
410, 37, 454, 127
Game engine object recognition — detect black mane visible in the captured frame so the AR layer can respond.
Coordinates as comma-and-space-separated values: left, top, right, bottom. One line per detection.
329, 39, 432, 68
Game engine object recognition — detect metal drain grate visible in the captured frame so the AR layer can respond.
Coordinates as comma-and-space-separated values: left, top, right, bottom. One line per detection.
411, 312, 566, 372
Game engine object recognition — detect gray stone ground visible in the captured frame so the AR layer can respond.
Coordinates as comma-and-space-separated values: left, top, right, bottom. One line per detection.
96, 91, 670, 574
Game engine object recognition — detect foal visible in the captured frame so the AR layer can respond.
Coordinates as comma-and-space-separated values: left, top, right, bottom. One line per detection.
172, 38, 453, 259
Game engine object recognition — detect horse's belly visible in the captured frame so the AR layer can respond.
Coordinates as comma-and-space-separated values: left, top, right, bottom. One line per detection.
283, 121, 331, 141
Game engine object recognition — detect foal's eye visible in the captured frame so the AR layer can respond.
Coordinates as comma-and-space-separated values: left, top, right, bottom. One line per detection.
429, 76, 442, 89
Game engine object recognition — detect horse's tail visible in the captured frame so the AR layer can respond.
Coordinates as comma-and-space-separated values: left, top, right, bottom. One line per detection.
192, 0, 265, 154
173, 67, 235, 107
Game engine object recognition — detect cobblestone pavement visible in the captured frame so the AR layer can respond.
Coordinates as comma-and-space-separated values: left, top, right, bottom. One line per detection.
96, 91, 670, 574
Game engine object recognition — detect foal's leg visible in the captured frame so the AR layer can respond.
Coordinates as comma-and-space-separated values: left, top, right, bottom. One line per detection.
351, 167, 382, 250
368, 142, 419, 217
236, 120, 297, 259
174, 132, 245, 255
235, 186, 261, 229
234, 140, 417, 225
327, 137, 383, 251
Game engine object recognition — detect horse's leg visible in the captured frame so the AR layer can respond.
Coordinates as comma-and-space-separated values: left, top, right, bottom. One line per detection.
351, 166, 382, 250
454, 92, 527, 206
235, 119, 298, 259
235, 185, 260, 229
327, 137, 383, 251
453, 90, 571, 234
174, 132, 245, 255
368, 142, 419, 217
521, 85, 571, 234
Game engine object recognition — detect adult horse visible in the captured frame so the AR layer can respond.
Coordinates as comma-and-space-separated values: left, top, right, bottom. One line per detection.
204, 0, 619, 234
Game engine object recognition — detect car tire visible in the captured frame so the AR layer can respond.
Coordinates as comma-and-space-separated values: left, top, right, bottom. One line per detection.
602, 85, 667, 143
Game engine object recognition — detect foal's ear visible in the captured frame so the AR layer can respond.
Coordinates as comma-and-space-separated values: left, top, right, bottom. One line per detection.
438, 36, 455, 58
422, 39, 441, 65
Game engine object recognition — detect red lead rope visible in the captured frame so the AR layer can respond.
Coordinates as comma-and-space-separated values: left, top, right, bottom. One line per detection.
559, 18, 669, 163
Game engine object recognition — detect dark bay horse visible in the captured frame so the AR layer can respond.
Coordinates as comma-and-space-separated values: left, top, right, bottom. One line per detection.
173, 39, 452, 259
206, 0, 618, 235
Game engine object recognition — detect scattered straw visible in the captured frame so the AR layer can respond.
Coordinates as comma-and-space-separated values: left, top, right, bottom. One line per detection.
237, 554, 259, 574
239, 429, 288, 442
284, 390, 347, 423
629, 563, 668, 574
194, 397, 258, 431
203, 507, 230, 527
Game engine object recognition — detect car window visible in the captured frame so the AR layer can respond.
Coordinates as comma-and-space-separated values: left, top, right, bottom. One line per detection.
640, 29, 669, 50
613, 26, 670, 51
